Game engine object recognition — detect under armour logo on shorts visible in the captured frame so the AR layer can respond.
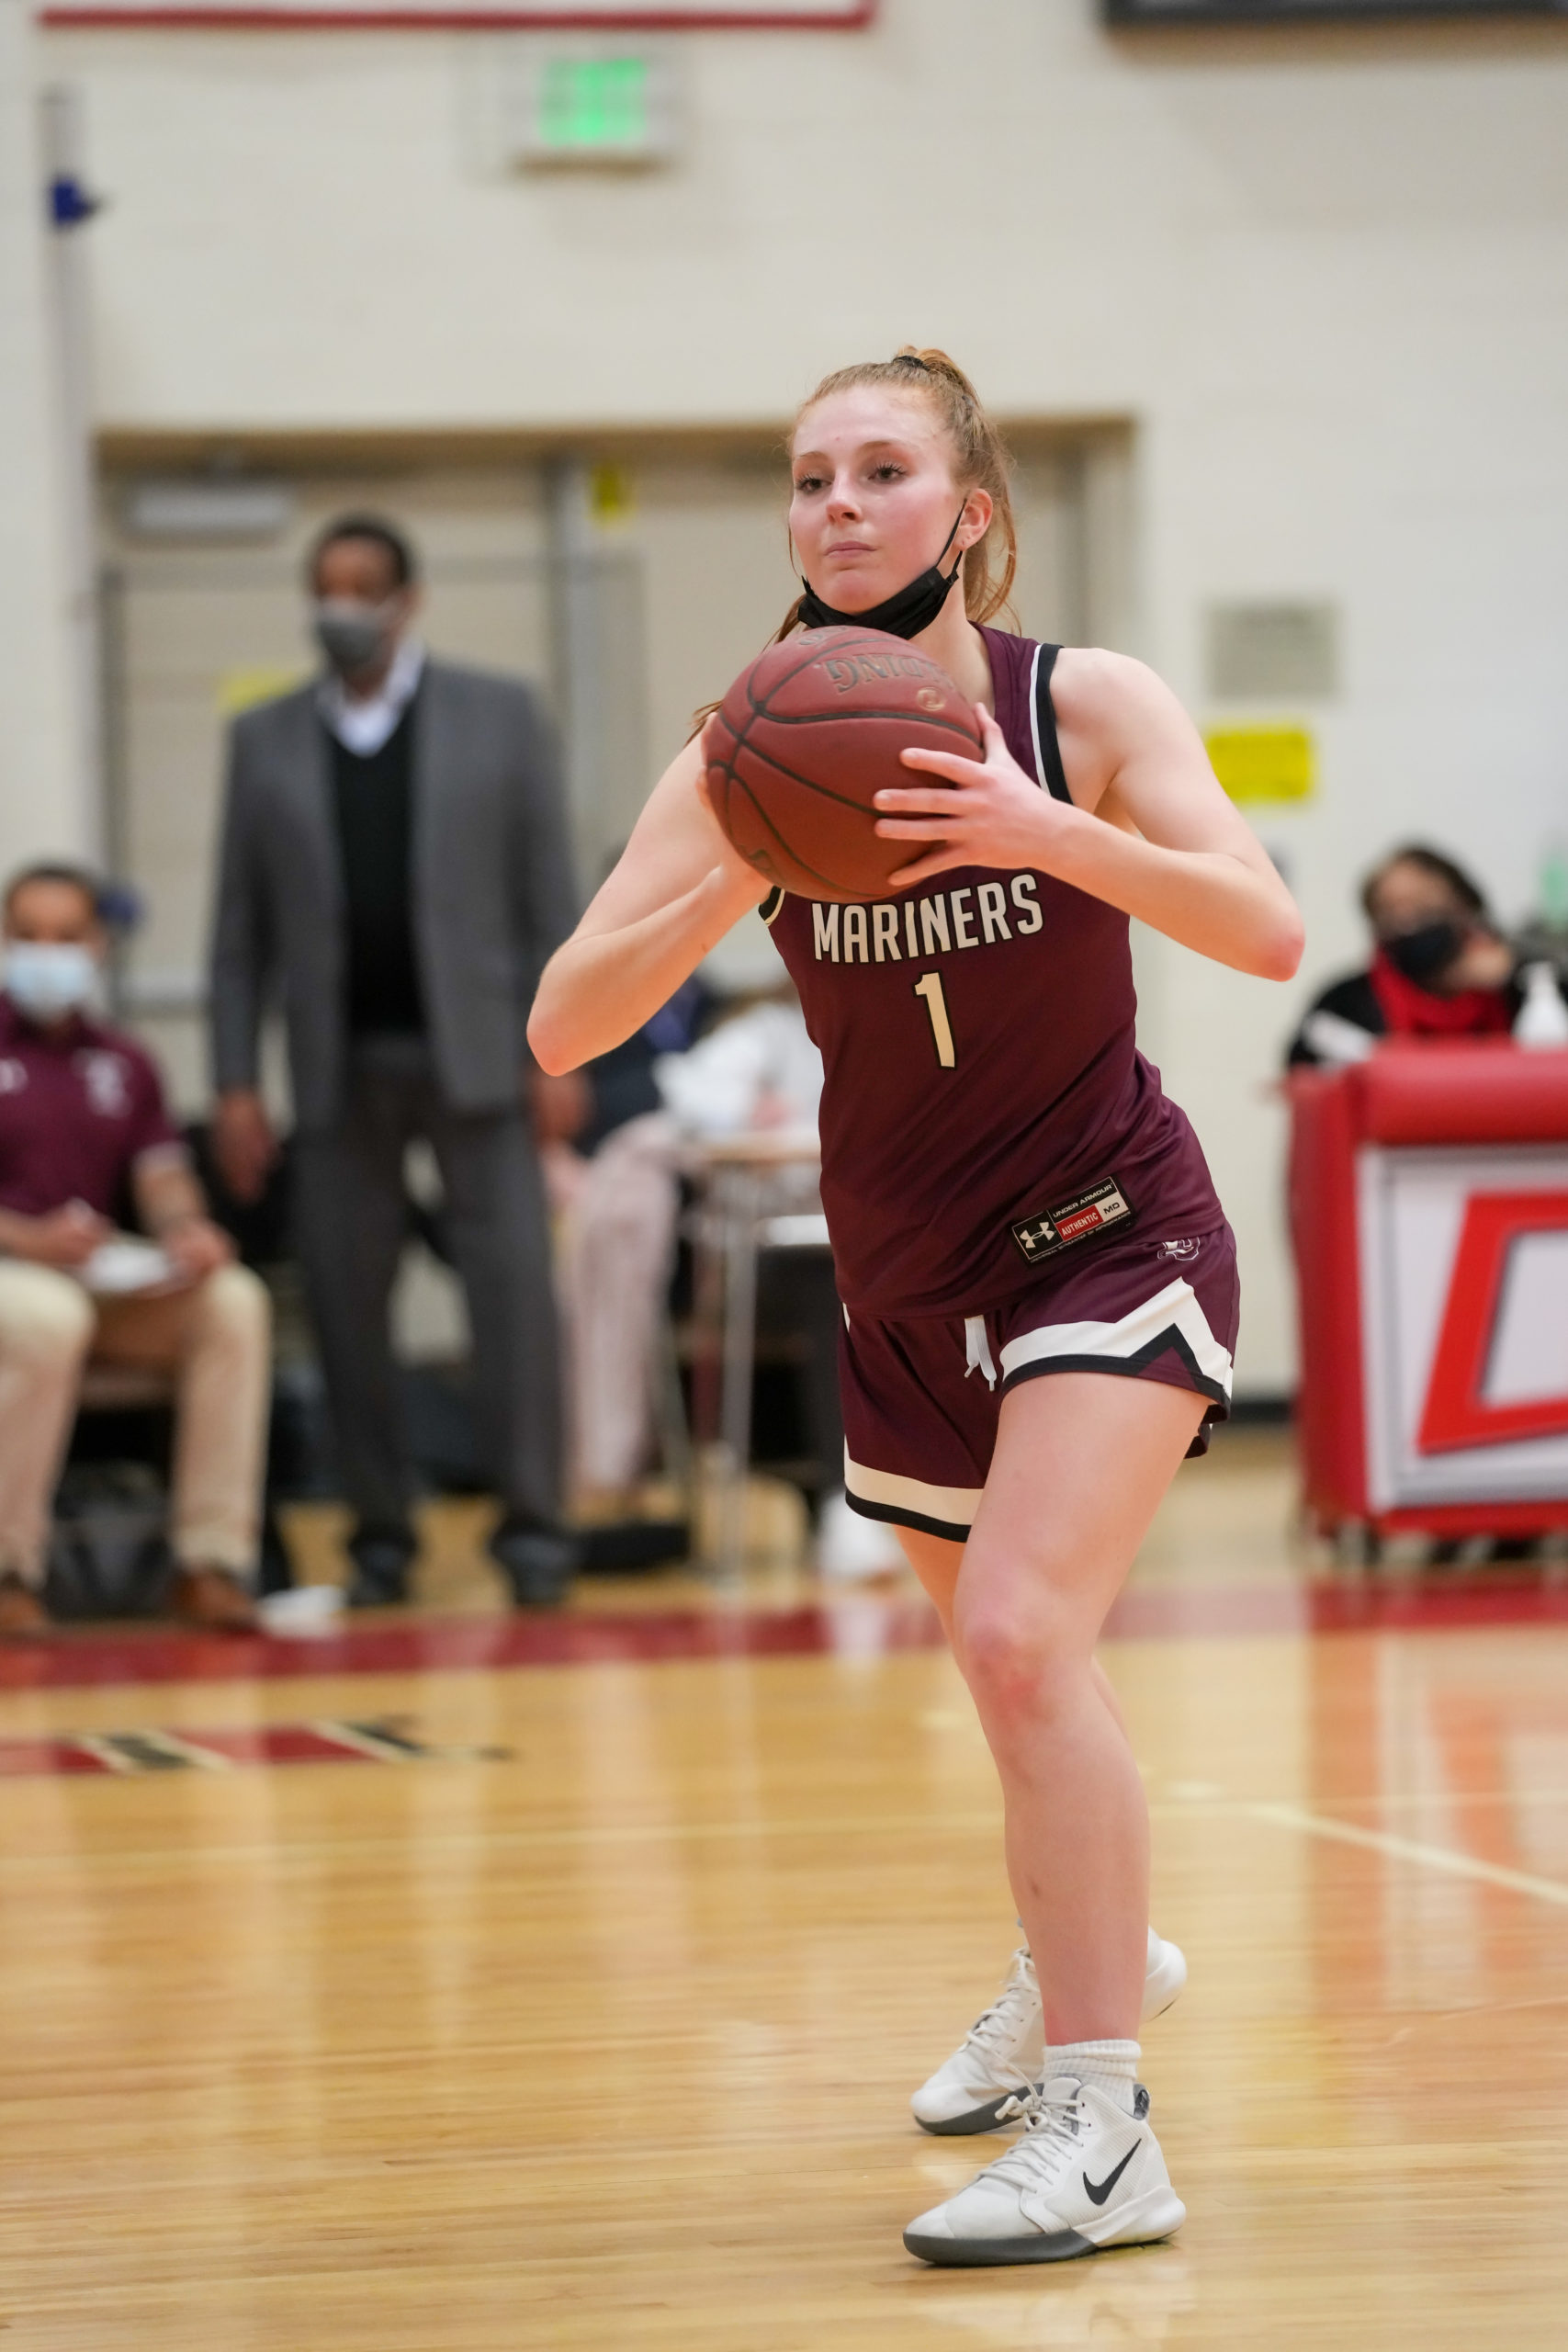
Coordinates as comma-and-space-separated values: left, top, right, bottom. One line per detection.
1010, 1176, 1134, 1265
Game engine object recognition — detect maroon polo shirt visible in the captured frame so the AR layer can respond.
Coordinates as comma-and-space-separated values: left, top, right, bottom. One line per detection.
0, 996, 182, 1221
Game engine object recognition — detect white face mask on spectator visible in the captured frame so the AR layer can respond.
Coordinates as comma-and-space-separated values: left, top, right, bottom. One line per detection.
4, 943, 98, 1019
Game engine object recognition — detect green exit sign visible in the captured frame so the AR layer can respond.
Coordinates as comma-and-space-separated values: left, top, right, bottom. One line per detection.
540, 57, 647, 152
519, 51, 678, 165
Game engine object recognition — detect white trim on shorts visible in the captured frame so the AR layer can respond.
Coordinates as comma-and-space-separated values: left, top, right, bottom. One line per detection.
998, 1274, 1234, 1401
842, 1451, 984, 1544
843, 1276, 1234, 1541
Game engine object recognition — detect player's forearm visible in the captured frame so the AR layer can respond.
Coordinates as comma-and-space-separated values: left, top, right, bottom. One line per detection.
1046, 811, 1303, 981
528, 867, 751, 1073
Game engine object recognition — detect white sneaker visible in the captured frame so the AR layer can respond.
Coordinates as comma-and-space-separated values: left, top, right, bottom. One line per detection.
816, 1489, 906, 1579
904, 2076, 1184, 2267
910, 1930, 1187, 2137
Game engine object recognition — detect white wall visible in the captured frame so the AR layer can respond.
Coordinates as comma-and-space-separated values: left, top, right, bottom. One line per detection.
43, 0, 1568, 1392
0, 0, 93, 867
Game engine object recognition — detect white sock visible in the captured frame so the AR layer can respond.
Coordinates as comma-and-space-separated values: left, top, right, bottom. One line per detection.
1025, 1924, 1163, 1973
1042, 2039, 1140, 2117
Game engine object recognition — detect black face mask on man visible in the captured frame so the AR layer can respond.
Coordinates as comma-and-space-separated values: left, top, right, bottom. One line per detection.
797, 507, 968, 641
312, 599, 397, 679
1382, 921, 1466, 988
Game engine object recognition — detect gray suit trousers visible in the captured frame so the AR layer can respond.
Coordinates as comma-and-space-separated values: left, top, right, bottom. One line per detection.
292, 1040, 560, 1541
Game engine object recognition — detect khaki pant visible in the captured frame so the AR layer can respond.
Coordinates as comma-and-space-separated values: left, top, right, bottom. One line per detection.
546, 1113, 682, 1497
0, 1261, 271, 1589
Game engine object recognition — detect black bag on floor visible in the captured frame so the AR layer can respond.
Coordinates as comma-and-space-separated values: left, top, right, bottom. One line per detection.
45, 1464, 171, 1622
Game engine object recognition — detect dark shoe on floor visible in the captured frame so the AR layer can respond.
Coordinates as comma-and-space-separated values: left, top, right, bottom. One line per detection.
0, 1572, 51, 1640
169, 1566, 259, 1634
346, 1536, 414, 1611
491, 1517, 579, 1610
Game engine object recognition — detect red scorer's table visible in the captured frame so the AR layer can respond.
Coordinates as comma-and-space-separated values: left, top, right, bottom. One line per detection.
1288, 1043, 1568, 1544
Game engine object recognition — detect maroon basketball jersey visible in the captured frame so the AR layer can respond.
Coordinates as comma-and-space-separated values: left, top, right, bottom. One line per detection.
762, 628, 1224, 1318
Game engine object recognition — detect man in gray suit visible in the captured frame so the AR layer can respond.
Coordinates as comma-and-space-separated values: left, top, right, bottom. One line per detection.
209, 514, 585, 1607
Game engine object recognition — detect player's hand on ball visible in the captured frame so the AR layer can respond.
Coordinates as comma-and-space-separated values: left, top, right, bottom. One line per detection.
875, 706, 1068, 886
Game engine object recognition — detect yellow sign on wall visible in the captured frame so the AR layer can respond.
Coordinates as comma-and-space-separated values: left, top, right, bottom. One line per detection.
1204, 725, 1315, 806
215, 666, 307, 718
590, 464, 636, 528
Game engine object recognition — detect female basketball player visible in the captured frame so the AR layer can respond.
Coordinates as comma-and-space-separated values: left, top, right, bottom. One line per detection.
528, 350, 1303, 2267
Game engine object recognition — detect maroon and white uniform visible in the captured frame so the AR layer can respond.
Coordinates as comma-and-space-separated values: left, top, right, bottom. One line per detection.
0, 997, 184, 1220
761, 627, 1238, 1542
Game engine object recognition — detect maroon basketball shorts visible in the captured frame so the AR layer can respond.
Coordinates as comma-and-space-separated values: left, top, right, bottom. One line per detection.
840, 1217, 1240, 1543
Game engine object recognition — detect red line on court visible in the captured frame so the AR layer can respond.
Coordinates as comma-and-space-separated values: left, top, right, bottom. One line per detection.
0, 1737, 111, 1774
0, 1601, 938, 1691
3, 1577, 1568, 1690
0, 1719, 458, 1777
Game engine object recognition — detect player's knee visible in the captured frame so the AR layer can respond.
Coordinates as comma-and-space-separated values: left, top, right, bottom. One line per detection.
953, 1588, 1077, 1726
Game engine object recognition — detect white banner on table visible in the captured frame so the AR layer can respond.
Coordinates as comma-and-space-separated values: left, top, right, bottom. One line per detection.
1359, 1144, 1568, 1510
42, 0, 873, 24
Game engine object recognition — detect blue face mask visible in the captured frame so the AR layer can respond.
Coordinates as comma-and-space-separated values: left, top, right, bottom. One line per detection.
4, 942, 98, 1020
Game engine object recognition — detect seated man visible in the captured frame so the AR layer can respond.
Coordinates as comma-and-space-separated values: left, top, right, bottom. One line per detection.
1288, 842, 1529, 1066
653, 984, 853, 1536
546, 978, 844, 1521
0, 864, 270, 1637
542, 980, 705, 1516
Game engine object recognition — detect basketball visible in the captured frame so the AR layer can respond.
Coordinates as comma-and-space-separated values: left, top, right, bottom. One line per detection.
703, 625, 984, 901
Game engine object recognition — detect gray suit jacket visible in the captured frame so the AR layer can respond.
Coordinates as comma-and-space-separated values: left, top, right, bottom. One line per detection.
209, 658, 580, 1133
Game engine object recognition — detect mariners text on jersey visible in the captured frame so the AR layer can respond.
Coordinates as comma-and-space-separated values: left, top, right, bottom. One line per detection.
809, 876, 1043, 965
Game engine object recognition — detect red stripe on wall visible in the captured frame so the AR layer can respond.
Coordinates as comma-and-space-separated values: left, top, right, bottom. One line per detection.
42, 5, 874, 27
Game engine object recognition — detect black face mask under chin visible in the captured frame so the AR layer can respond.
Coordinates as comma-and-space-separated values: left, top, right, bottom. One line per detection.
797, 508, 966, 640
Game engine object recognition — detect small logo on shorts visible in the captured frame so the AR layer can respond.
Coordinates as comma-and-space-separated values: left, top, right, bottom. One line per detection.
1158, 1238, 1201, 1262
1010, 1176, 1135, 1266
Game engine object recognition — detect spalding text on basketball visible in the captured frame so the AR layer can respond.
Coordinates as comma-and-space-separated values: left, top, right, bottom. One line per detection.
818, 652, 953, 695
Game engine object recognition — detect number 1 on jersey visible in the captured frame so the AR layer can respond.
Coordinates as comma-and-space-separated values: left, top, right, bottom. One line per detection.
914, 971, 956, 1069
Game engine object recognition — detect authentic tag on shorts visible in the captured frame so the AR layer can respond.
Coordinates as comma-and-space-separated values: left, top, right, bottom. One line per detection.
1010, 1177, 1135, 1266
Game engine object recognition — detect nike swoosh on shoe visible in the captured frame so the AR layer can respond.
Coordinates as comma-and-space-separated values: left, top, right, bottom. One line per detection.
1082, 2144, 1139, 2206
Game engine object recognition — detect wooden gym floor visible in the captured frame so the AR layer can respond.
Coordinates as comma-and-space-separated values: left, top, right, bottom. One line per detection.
5, 1430, 1568, 2348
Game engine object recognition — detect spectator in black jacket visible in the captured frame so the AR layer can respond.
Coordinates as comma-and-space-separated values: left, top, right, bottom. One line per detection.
1288, 844, 1520, 1067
